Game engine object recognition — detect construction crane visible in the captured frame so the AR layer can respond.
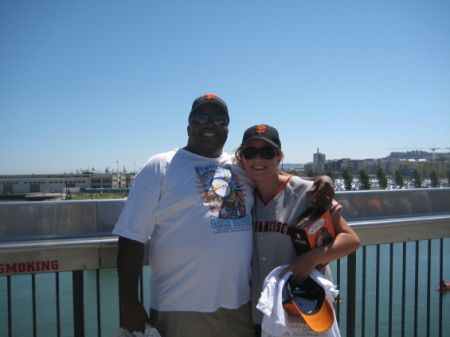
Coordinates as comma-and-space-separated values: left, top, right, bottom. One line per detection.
432, 147, 450, 161
386, 146, 450, 162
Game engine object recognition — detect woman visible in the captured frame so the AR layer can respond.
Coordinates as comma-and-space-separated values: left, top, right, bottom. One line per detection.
235, 124, 360, 335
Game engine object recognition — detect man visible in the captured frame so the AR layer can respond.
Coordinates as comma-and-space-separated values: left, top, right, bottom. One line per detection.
113, 94, 334, 337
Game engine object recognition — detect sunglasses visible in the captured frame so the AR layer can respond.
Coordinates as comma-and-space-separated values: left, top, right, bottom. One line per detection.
190, 114, 228, 126
242, 146, 278, 160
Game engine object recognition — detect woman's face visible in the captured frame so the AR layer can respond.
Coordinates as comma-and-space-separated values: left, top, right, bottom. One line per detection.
241, 139, 281, 182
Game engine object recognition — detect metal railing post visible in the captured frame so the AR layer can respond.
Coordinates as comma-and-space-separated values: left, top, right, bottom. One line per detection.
346, 251, 357, 337
73, 270, 85, 337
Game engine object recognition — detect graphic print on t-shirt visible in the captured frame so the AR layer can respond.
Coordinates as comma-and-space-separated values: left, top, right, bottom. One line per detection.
194, 164, 248, 220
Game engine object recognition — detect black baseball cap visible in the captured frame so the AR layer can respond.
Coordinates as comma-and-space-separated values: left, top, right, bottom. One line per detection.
241, 124, 281, 149
189, 94, 229, 122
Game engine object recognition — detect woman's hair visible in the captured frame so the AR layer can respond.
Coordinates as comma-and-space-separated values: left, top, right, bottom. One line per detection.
234, 145, 291, 176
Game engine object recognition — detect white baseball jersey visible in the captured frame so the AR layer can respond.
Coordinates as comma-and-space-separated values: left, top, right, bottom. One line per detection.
251, 176, 342, 323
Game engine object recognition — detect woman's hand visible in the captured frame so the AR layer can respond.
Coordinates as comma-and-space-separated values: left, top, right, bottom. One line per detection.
278, 249, 321, 283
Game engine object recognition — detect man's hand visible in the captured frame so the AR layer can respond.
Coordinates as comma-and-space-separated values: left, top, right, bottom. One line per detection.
122, 302, 149, 333
305, 175, 335, 208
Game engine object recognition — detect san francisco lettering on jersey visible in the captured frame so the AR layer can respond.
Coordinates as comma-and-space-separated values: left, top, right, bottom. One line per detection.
253, 220, 290, 235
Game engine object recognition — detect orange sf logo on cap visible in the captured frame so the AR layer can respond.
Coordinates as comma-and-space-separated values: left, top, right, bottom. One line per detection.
205, 93, 216, 99
256, 125, 266, 134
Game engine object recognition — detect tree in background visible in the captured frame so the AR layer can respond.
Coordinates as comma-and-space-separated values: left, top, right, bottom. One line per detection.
342, 169, 353, 191
394, 169, 404, 189
430, 170, 440, 187
412, 169, 422, 188
307, 169, 316, 177
376, 167, 388, 189
358, 169, 371, 190
326, 171, 335, 184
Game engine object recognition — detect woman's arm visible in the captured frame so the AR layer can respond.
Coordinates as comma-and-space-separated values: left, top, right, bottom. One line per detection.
279, 213, 360, 283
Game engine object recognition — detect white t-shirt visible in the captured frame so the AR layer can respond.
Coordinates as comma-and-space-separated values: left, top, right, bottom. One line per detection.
113, 148, 255, 312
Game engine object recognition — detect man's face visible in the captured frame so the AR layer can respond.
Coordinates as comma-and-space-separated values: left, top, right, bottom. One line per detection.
185, 103, 229, 158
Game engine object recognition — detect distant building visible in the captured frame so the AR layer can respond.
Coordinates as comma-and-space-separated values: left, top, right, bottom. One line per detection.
362, 159, 379, 175
303, 163, 313, 176
313, 149, 326, 175
91, 172, 128, 189
312, 152, 449, 178
0, 172, 136, 195
396, 159, 448, 178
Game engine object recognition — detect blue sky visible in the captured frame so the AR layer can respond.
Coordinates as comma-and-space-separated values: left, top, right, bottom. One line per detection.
1, 1, 449, 174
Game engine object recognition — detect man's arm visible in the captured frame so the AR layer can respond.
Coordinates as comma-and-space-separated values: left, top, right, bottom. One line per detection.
117, 236, 148, 333
303, 175, 335, 208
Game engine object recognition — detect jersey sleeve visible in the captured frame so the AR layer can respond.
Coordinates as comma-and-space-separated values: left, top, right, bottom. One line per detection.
329, 200, 342, 218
